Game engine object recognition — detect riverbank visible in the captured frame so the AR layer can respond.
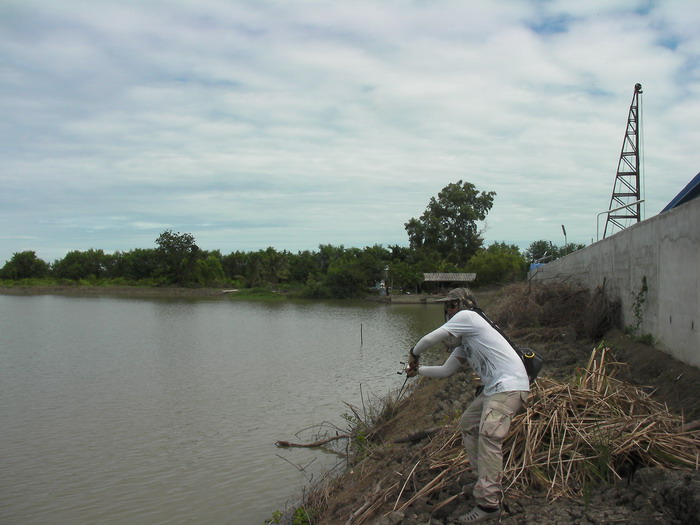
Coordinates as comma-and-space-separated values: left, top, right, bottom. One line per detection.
5, 282, 698, 523
0, 285, 447, 304
0, 285, 232, 297
283, 283, 700, 524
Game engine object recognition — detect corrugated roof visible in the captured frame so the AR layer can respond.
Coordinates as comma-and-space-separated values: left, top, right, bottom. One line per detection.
423, 272, 476, 282
661, 172, 700, 213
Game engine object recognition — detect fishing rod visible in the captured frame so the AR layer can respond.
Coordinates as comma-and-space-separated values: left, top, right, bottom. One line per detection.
396, 373, 410, 403
395, 360, 416, 403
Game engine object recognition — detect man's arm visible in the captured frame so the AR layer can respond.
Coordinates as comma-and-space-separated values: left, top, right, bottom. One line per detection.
418, 352, 464, 378
412, 326, 451, 355
406, 326, 457, 377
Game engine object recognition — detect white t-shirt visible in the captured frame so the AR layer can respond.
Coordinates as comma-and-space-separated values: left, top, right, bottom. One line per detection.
414, 309, 529, 395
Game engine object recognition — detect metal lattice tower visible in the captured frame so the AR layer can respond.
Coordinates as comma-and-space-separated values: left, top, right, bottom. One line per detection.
603, 83, 644, 238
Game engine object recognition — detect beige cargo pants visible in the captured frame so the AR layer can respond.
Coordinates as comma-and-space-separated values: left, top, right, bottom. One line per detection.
459, 390, 528, 508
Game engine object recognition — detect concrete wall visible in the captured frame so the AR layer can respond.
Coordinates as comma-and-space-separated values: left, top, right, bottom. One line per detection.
529, 197, 699, 368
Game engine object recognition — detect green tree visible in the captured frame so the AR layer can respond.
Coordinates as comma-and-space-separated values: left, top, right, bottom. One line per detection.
321, 256, 369, 298
193, 255, 226, 286
221, 251, 249, 284
107, 248, 160, 281
388, 245, 412, 262
525, 240, 556, 263
357, 245, 390, 285
388, 260, 422, 293
287, 250, 321, 285
525, 240, 587, 263
261, 247, 290, 287
0, 251, 50, 280
53, 249, 108, 281
155, 230, 200, 285
316, 244, 347, 274
466, 242, 526, 285
244, 251, 265, 288
561, 242, 586, 256
405, 180, 495, 266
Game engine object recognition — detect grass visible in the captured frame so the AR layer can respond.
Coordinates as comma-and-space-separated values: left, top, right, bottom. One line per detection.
268, 382, 415, 524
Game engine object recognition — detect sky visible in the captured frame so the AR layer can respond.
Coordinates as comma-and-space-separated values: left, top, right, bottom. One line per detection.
2, 0, 699, 266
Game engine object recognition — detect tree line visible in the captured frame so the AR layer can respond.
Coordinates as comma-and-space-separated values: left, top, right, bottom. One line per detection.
0, 181, 584, 298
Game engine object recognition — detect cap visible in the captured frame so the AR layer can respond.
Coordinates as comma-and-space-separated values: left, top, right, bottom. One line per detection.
435, 287, 477, 308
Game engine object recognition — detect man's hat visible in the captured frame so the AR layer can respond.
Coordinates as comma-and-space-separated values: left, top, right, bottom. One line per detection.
435, 287, 477, 308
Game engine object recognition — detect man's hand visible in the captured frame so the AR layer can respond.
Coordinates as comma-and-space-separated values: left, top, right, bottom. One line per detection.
406, 348, 419, 377
405, 364, 419, 377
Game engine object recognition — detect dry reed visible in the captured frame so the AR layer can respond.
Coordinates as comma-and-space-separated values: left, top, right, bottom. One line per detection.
345, 344, 700, 524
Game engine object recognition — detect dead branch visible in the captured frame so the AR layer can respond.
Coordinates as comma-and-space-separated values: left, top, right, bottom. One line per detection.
276, 434, 352, 448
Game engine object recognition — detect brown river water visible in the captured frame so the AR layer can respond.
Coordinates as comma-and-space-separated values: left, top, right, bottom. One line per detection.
0, 294, 442, 524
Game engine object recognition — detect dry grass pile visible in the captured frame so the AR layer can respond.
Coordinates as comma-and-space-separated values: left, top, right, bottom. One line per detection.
503, 344, 699, 499
492, 282, 620, 340
344, 344, 700, 524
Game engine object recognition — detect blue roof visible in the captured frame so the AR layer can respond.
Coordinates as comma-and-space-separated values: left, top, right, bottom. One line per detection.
660, 172, 700, 213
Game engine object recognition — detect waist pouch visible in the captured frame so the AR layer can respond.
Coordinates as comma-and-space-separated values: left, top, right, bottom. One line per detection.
514, 346, 544, 384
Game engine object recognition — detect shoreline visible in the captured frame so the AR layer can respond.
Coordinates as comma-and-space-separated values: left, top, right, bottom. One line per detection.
0, 285, 443, 303
0, 285, 230, 298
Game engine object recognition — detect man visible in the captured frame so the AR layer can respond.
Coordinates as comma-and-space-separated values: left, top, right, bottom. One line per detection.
406, 288, 529, 523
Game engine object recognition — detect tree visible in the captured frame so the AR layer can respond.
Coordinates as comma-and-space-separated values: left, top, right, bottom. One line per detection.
466, 243, 526, 285
357, 245, 390, 285
321, 256, 369, 298
221, 251, 249, 284
525, 240, 556, 263
193, 255, 226, 286
261, 247, 290, 287
155, 230, 200, 285
388, 260, 422, 293
525, 240, 587, 263
405, 180, 495, 266
316, 244, 347, 274
107, 248, 160, 281
562, 242, 586, 256
52, 249, 108, 281
287, 250, 321, 285
0, 251, 50, 280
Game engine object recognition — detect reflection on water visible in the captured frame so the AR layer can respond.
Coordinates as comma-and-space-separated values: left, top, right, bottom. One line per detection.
0, 294, 442, 524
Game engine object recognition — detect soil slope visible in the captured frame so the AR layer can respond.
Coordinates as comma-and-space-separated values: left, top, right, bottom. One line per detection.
309, 285, 700, 525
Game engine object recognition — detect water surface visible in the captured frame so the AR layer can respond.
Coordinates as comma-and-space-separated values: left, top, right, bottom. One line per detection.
0, 294, 443, 524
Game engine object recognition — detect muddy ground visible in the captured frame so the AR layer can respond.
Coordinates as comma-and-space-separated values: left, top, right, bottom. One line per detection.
305, 286, 700, 525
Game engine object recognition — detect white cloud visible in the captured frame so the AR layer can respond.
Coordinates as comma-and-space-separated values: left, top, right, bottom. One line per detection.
1, 0, 699, 264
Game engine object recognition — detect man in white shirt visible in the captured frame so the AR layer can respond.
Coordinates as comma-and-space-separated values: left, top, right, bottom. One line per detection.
406, 288, 529, 523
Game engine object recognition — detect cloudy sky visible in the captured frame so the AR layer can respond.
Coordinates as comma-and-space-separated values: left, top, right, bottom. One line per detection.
2, 0, 699, 265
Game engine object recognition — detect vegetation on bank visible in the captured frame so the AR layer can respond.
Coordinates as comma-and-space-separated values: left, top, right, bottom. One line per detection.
1, 181, 584, 299
266, 283, 700, 525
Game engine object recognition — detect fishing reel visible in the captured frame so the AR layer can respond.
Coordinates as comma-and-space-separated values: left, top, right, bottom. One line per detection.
397, 361, 418, 377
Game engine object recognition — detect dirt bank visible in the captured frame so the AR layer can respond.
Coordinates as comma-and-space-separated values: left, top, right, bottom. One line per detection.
301, 284, 700, 525
0, 285, 231, 298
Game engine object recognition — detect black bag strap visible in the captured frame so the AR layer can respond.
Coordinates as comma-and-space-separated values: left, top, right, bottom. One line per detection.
469, 306, 521, 356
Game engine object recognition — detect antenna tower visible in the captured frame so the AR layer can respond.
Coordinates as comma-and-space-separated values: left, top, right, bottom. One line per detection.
603, 83, 643, 238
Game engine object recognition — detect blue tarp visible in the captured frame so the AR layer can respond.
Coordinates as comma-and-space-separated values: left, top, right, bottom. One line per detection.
660, 172, 700, 213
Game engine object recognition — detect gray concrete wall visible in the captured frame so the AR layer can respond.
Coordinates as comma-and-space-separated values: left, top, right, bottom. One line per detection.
529, 197, 699, 368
